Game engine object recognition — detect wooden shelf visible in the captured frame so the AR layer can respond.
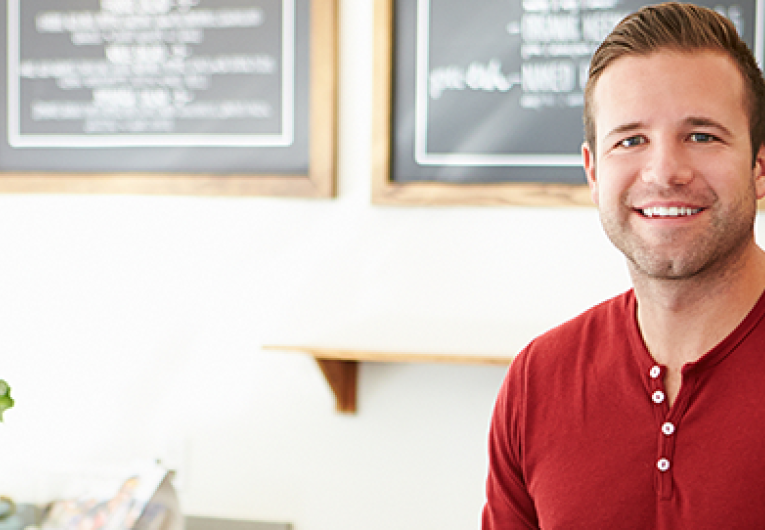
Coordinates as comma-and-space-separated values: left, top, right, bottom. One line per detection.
263, 346, 512, 414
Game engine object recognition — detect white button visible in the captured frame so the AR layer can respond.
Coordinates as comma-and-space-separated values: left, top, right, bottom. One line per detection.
650, 365, 661, 379
657, 458, 671, 472
662, 422, 675, 436
652, 390, 666, 404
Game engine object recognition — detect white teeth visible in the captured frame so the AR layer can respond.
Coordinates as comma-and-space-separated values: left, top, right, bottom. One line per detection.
641, 206, 702, 218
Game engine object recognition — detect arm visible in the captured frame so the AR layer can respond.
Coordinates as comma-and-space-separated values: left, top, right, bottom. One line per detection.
482, 351, 539, 530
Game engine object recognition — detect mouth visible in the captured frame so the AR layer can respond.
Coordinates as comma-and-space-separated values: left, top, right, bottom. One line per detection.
638, 206, 704, 218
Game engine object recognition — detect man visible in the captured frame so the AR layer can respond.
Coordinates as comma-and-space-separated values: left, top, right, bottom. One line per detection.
483, 3, 765, 528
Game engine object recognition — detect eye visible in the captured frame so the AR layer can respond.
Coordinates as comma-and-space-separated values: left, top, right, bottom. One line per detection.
689, 132, 718, 143
617, 135, 646, 148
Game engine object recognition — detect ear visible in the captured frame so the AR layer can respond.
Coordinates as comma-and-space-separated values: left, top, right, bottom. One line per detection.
582, 142, 599, 206
754, 143, 765, 201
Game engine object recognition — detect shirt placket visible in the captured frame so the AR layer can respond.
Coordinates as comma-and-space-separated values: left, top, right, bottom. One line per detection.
647, 364, 689, 501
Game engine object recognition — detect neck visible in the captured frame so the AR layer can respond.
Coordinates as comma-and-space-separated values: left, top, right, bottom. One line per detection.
631, 243, 765, 371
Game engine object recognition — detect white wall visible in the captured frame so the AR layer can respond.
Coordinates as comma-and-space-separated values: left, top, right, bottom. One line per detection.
0, 1, 638, 529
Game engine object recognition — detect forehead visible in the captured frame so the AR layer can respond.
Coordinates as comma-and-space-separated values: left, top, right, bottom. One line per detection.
592, 50, 748, 137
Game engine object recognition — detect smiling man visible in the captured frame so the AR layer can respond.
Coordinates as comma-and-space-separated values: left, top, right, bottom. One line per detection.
483, 3, 765, 529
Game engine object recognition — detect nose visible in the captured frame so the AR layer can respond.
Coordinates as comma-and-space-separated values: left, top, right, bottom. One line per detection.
640, 138, 694, 187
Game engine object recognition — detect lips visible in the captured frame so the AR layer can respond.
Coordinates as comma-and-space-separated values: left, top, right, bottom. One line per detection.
640, 206, 703, 218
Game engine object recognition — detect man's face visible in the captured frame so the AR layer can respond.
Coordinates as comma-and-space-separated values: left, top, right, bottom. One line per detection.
582, 49, 765, 281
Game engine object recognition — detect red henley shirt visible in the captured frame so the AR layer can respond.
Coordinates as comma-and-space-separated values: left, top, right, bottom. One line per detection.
483, 289, 765, 529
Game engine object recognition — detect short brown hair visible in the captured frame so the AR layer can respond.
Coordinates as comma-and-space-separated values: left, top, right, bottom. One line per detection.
583, 2, 765, 163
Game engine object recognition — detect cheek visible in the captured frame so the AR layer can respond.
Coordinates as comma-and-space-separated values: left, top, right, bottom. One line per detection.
593, 159, 634, 203
705, 159, 754, 198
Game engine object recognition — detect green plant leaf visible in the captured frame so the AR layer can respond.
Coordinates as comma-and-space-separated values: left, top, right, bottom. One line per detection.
0, 380, 13, 422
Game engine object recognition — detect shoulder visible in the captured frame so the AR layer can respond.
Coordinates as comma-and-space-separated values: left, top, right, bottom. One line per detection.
511, 290, 635, 378
533, 289, 633, 350
493, 290, 637, 441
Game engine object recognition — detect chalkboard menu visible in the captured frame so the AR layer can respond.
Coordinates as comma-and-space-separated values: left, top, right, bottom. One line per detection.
0, 0, 337, 197
372, 0, 763, 206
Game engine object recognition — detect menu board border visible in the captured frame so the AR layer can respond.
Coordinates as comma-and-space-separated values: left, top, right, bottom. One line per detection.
371, 0, 597, 207
0, 0, 338, 198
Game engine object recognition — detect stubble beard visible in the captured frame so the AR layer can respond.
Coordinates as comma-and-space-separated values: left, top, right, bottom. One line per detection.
600, 186, 758, 283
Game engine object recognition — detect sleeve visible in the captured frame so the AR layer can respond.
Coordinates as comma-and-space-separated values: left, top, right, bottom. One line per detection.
482, 347, 539, 530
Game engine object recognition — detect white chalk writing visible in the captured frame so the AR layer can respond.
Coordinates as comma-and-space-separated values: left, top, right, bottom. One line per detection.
16, 0, 281, 138
430, 59, 520, 99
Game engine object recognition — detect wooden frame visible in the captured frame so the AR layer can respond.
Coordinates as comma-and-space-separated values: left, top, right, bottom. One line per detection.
371, 0, 592, 207
0, 0, 337, 198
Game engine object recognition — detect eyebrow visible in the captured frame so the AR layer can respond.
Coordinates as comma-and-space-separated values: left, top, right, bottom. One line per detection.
603, 121, 644, 141
684, 116, 734, 137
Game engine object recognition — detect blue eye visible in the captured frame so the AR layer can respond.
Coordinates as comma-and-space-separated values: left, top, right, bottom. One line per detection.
619, 136, 646, 148
689, 132, 716, 143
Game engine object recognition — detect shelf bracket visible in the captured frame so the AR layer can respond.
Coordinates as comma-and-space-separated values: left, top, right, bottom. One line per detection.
314, 358, 358, 413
